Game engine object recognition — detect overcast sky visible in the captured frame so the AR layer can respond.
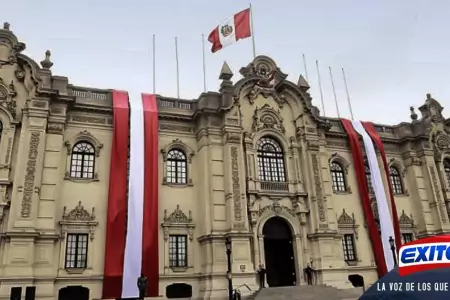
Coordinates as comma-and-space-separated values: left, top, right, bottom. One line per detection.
2, 0, 448, 124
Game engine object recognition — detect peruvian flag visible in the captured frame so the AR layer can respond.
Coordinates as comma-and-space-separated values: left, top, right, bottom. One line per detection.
208, 8, 251, 53
341, 119, 402, 278
102, 91, 159, 299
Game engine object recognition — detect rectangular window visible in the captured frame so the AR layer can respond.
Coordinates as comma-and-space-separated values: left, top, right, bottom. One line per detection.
402, 233, 413, 244
342, 234, 357, 261
65, 233, 88, 268
169, 235, 187, 267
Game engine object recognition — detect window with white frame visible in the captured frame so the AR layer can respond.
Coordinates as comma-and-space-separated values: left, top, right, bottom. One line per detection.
337, 209, 359, 264
342, 234, 357, 261
169, 235, 187, 267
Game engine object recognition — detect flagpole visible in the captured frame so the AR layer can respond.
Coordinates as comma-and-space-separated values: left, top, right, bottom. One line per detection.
152, 34, 156, 94
302, 54, 309, 82
249, 3, 256, 59
175, 37, 180, 98
329, 66, 341, 118
316, 60, 326, 117
342, 67, 354, 120
202, 34, 207, 93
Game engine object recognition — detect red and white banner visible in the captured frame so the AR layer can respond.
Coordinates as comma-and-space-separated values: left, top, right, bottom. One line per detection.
208, 8, 251, 53
102, 91, 159, 299
341, 119, 402, 277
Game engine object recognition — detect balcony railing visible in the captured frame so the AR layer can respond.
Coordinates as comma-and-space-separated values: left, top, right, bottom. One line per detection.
71, 87, 108, 100
260, 181, 289, 192
158, 99, 193, 110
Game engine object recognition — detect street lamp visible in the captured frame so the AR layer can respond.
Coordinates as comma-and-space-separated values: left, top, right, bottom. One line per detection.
225, 237, 233, 300
389, 236, 397, 266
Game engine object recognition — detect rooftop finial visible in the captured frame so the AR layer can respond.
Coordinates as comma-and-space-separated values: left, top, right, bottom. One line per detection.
40, 50, 53, 69
219, 61, 233, 81
3, 22, 10, 30
426, 93, 432, 99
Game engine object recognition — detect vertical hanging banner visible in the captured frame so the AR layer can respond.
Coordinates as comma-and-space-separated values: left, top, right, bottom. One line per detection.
102, 93, 159, 299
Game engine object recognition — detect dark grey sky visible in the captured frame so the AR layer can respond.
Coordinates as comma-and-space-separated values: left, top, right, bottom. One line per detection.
2, 0, 448, 124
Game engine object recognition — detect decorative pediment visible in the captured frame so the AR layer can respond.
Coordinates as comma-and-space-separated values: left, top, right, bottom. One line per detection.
65, 130, 103, 157
337, 209, 359, 238
399, 210, 414, 226
164, 205, 192, 224
161, 138, 195, 163
162, 205, 195, 241
329, 152, 350, 174
59, 201, 98, 240
251, 104, 285, 136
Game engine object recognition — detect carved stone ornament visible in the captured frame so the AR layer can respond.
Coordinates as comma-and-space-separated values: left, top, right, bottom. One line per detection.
65, 130, 103, 157
231, 146, 242, 221
21, 132, 40, 218
307, 140, 320, 151
428, 166, 448, 223
59, 201, 98, 241
47, 122, 64, 135
419, 93, 444, 123
0, 77, 17, 119
226, 132, 242, 144
162, 205, 195, 241
250, 104, 285, 137
258, 200, 296, 217
337, 209, 359, 239
311, 153, 327, 223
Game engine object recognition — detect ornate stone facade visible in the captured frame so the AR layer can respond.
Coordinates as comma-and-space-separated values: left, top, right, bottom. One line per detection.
0, 24, 450, 300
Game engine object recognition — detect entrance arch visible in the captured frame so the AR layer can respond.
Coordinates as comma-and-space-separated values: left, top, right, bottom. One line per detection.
262, 216, 296, 287
58, 286, 89, 300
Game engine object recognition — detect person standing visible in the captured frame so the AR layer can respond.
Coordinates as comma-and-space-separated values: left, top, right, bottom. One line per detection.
304, 264, 313, 285
257, 264, 267, 289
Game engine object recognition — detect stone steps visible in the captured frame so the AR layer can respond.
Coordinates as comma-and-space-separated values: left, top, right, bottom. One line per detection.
254, 285, 363, 300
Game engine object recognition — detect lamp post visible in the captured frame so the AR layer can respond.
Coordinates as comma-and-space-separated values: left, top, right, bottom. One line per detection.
389, 236, 397, 266
225, 237, 233, 300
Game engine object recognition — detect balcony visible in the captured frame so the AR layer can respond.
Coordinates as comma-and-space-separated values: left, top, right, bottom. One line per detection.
260, 181, 289, 192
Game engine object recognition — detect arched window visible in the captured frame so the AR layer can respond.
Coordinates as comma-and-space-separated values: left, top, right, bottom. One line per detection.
444, 159, 450, 187
365, 164, 374, 194
257, 137, 286, 182
70, 142, 95, 179
0, 120, 3, 143
166, 149, 187, 184
389, 166, 404, 195
331, 162, 346, 192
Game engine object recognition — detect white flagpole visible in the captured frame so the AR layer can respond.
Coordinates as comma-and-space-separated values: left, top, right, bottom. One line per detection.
175, 37, 180, 98
249, 3, 256, 59
202, 34, 207, 93
152, 34, 156, 94
302, 54, 309, 82
329, 66, 341, 118
342, 67, 354, 120
316, 60, 326, 117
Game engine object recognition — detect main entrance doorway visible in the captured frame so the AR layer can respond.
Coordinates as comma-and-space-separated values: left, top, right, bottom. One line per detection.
263, 217, 296, 287
58, 286, 89, 300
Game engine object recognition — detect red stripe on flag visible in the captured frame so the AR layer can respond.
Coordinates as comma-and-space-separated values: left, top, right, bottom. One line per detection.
362, 121, 402, 251
207, 27, 221, 53
234, 8, 251, 40
141, 93, 160, 297
102, 90, 130, 299
341, 119, 388, 278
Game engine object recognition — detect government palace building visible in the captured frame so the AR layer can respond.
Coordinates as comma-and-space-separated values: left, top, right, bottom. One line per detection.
0, 22, 449, 300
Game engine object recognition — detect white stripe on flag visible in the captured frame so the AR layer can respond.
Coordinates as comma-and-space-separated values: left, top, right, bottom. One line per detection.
218, 16, 237, 48
122, 96, 145, 298
351, 120, 396, 271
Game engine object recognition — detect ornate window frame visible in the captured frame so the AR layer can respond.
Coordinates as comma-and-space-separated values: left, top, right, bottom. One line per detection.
58, 201, 98, 274
64, 130, 103, 182
161, 205, 195, 272
388, 158, 409, 196
398, 210, 417, 241
337, 209, 359, 265
161, 139, 194, 187
329, 153, 352, 194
